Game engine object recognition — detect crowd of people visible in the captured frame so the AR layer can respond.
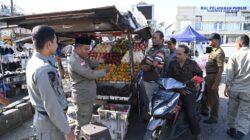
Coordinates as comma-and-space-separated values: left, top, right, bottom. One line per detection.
140, 31, 250, 140
0, 24, 247, 140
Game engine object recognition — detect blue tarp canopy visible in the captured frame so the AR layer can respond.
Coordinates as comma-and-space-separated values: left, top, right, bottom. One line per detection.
171, 25, 207, 42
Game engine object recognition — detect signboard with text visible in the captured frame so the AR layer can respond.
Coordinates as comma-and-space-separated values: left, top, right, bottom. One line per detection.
200, 6, 247, 12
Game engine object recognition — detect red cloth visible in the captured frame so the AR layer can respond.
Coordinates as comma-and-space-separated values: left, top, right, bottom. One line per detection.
192, 76, 203, 84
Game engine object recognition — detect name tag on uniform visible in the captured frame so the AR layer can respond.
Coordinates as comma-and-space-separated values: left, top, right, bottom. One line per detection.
80, 60, 86, 66
80, 60, 89, 68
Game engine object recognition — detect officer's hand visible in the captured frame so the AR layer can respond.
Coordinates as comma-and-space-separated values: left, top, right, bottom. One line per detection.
65, 131, 75, 140
105, 65, 111, 73
224, 86, 230, 97
141, 65, 151, 72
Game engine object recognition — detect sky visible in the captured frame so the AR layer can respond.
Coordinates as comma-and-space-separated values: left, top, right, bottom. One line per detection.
1, 0, 250, 26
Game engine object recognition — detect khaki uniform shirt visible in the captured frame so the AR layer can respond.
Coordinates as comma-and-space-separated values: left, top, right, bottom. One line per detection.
26, 52, 70, 134
68, 51, 106, 103
205, 47, 225, 73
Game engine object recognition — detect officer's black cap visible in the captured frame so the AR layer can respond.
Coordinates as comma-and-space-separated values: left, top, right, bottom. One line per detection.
166, 38, 176, 44
75, 36, 91, 45
208, 33, 221, 41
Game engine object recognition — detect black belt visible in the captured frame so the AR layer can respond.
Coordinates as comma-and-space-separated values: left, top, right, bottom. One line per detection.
37, 107, 68, 116
206, 72, 217, 74
37, 110, 48, 116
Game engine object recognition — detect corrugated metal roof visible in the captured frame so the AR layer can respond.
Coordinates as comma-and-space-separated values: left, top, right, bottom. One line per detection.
0, 6, 127, 36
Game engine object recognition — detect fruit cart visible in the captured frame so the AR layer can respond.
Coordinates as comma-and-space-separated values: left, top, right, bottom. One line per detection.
90, 37, 146, 102
0, 6, 150, 140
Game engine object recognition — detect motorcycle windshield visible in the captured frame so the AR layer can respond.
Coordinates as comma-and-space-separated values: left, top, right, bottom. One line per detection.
157, 78, 186, 90
152, 90, 179, 111
152, 91, 180, 117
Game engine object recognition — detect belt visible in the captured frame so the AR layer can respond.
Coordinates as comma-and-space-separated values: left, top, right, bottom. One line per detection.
37, 107, 68, 116
37, 110, 48, 116
206, 72, 217, 74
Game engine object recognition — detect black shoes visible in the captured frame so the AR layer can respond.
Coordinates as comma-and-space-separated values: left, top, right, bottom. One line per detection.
203, 118, 218, 124
226, 129, 245, 140
226, 128, 236, 138
235, 131, 245, 140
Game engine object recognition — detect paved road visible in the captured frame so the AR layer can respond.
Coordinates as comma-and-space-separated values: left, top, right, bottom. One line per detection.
1, 83, 250, 140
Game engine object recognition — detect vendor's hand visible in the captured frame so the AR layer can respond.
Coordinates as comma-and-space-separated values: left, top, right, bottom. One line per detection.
141, 65, 151, 72
211, 83, 219, 92
65, 131, 75, 140
105, 65, 111, 73
146, 60, 153, 65
179, 90, 188, 96
224, 86, 230, 97
152, 61, 158, 67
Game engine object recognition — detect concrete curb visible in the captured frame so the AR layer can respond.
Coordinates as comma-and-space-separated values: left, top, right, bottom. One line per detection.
0, 96, 34, 136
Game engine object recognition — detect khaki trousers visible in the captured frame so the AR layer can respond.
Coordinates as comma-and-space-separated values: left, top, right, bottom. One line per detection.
74, 101, 94, 135
201, 74, 219, 120
227, 90, 250, 134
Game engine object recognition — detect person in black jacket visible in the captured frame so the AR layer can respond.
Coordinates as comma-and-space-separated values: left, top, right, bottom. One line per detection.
167, 44, 203, 140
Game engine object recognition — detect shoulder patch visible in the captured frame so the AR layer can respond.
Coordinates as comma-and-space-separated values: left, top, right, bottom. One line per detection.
48, 71, 56, 83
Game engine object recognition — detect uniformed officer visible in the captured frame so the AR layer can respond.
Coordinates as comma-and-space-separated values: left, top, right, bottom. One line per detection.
224, 35, 250, 140
68, 36, 110, 136
202, 33, 225, 124
26, 25, 75, 140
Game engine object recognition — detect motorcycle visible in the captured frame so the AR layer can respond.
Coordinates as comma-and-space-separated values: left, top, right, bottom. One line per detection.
143, 76, 204, 140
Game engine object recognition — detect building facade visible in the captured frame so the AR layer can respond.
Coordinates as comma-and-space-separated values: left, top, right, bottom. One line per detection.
176, 6, 250, 43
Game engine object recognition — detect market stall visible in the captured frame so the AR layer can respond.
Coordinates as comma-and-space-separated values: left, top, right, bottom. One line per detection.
170, 25, 208, 59
0, 6, 150, 140
0, 43, 27, 98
